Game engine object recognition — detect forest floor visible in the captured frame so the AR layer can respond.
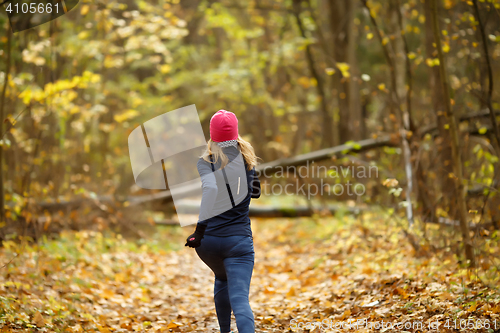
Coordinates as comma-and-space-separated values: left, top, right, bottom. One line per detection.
0, 213, 499, 332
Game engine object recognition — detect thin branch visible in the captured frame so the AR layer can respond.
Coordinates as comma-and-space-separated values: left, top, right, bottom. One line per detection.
361, 0, 399, 108
472, 0, 500, 155
0, 67, 42, 139
292, 0, 333, 147
1, 106, 29, 140
1, 253, 19, 269
303, 0, 339, 70
394, 0, 416, 133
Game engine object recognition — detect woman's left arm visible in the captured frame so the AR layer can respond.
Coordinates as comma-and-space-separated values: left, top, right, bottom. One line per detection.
198, 170, 218, 222
185, 160, 218, 248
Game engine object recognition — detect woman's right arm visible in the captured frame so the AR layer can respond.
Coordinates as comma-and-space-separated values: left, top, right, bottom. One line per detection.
250, 167, 261, 199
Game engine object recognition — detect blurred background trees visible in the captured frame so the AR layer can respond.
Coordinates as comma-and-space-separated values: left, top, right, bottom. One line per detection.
1, 0, 500, 271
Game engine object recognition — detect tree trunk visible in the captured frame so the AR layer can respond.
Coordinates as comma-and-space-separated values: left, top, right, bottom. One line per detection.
429, 0, 475, 267
423, 0, 455, 219
0, 29, 12, 226
329, 0, 361, 143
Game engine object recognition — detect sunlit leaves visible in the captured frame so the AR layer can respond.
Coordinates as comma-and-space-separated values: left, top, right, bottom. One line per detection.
478, 127, 488, 135
442, 42, 451, 53
21, 40, 50, 66
489, 34, 500, 42
159, 64, 171, 74
18, 72, 100, 107
336, 62, 351, 78
296, 76, 313, 88
114, 109, 139, 123
444, 0, 456, 10
325, 68, 336, 76
80, 4, 89, 15
426, 58, 441, 67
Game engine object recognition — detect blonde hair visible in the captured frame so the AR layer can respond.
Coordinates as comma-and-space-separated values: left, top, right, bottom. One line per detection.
202, 136, 258, 170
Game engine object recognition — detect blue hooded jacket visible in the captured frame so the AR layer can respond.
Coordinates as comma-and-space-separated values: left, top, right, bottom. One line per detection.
196, 145, 260, 237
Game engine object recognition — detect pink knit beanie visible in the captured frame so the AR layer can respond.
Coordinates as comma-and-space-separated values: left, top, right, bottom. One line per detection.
209, 110, 239, 142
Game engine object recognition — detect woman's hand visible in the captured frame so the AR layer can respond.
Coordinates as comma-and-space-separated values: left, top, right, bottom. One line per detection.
185, 224, 207, 248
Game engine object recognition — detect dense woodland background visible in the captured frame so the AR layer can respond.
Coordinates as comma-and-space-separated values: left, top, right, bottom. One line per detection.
1, 0, 500, 331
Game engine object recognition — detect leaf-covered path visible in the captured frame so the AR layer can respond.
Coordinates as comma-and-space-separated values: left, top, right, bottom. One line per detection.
1, 216, 499, 332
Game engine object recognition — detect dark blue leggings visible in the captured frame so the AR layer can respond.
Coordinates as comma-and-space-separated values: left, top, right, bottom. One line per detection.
196, 235, 255, 333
